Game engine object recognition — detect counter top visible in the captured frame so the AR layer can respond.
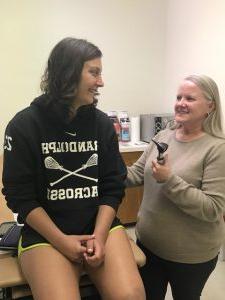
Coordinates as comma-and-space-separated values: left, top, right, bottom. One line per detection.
119, 141, 148, 153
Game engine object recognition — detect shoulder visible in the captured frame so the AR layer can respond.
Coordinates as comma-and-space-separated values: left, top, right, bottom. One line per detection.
95, 108, 113, 130
206, 134, 225, 145
190, 134, 225, 166
5, 104, 43, 138
7, 106, 32, 128
204, 134, 225, 153
94, 108, 117, 148
8, 105, 40, 127
95, 108, 111, 123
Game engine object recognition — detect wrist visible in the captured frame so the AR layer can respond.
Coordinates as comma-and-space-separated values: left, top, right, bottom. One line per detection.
48, 231, 66, 247
93, 229, 108, 244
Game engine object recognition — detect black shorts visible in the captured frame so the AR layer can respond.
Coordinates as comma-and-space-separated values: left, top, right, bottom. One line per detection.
18, 217, 123, 257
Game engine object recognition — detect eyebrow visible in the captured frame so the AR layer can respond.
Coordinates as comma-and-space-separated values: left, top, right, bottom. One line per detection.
89, 66, 101, 70
177, 93, 197, 97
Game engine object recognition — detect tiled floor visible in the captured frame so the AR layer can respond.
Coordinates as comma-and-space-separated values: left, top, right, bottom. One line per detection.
126, 227, 225, 300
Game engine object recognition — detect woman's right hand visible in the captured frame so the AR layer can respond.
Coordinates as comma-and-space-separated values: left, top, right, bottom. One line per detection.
151, 154, 171, 183
55, 234, 95, 263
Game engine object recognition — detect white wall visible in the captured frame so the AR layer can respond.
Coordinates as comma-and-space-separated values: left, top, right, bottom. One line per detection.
2, 0, 225, 149
163, 0, 225, 125
0, 0, 166, 147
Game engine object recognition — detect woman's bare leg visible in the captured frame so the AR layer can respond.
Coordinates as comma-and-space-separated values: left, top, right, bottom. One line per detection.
19, 245, 82, 300
85, 228, 146, 300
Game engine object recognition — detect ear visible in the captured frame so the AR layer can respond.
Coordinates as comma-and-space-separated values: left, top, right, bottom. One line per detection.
208, 101, 215, 113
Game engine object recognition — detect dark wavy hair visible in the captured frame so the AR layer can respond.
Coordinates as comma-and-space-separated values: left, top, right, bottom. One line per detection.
40, 37, 102, 120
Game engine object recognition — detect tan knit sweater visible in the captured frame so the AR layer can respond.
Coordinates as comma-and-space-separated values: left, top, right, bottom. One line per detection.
127, 129, 225, 263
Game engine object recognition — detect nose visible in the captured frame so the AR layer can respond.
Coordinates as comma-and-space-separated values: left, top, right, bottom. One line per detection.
97, 75, 104, 87
178, 97, 187, 106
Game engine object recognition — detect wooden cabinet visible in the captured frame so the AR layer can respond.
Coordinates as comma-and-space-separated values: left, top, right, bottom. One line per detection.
117, 151, 144, 225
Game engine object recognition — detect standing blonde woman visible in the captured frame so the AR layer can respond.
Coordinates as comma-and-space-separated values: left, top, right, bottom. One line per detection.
127, 74, 225, 300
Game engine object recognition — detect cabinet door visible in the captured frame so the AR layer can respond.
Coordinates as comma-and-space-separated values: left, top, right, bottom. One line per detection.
117, 151, 143, 225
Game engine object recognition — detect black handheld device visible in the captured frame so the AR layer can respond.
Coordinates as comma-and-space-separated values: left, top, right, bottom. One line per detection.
151, 139, 168, 164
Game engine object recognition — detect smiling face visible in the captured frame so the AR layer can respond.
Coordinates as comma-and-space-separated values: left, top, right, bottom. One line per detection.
174, 80, 214, 130
73, 57, 104, 109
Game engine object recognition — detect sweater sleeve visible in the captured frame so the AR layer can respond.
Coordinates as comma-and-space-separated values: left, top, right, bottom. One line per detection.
98, 120, 127, 212
2, 121, 41, 222
126, 144, 152, 187
162, 142, 225, 222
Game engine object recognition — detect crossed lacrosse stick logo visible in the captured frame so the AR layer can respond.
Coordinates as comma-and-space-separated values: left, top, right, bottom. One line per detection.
44, 154, 98, 187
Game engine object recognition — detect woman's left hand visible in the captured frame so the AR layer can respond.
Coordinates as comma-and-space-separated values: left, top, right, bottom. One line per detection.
151, 154, 171, 183
83, 237, 105, 268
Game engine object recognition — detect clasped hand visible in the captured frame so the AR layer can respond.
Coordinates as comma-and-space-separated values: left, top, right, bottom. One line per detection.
56, 234, 105, 267
151, 154, 171, 183
83, 237, 105, 268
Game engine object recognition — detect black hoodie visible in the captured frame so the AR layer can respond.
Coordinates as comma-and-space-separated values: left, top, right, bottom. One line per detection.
2, 95, 126, 238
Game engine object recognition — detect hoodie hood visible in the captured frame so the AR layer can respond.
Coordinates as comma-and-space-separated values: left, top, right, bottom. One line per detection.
31, 94, 96, 127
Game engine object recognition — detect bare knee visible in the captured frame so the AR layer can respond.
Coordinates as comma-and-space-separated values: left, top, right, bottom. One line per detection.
124, 284, 146, 300
110, 283, 146, 300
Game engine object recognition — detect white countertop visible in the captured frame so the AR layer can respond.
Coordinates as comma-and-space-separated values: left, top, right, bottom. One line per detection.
119, 141, 148, 152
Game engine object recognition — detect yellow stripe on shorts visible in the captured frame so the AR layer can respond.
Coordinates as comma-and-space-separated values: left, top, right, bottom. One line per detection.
18, 237, 51, 257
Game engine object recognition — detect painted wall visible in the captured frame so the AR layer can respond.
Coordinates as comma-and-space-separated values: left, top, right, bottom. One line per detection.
0, 0, 166, 147
2, 0, 225, 149
163, 0, 225, 127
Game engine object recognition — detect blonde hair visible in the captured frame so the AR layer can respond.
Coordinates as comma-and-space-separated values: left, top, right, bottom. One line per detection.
171, 75, 225, 139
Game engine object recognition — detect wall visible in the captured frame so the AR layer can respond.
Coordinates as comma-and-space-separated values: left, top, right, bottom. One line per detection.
0, 0, 166, 148
163, 0, 225, 126
2, 0, 225, 149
